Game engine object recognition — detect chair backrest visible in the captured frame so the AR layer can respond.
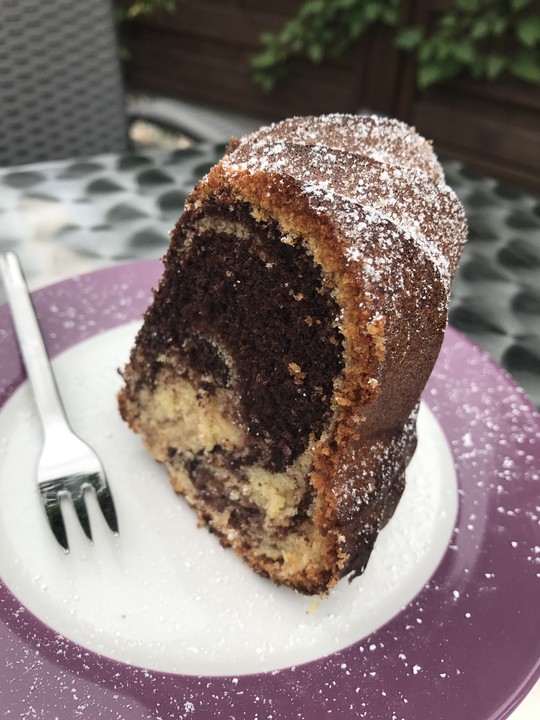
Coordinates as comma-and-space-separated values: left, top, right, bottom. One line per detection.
0, 0, 127, 166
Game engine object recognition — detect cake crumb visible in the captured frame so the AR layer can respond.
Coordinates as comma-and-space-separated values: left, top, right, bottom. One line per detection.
288, 362, 306, 384
307, 597, 322, 615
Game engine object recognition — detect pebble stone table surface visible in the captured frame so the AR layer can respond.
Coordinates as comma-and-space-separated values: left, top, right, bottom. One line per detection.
0, 144, 539, 718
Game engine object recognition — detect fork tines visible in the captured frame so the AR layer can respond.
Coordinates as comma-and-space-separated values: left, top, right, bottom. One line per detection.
41, 474, 119, 552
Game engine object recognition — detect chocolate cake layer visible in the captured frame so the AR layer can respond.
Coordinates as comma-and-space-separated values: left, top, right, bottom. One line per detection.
135, 196, 344, 472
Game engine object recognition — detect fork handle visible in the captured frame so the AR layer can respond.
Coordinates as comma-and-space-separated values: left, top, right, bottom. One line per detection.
0, 252, 69, 435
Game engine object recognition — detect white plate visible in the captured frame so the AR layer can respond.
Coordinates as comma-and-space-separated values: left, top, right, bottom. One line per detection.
0, 321, 457, 675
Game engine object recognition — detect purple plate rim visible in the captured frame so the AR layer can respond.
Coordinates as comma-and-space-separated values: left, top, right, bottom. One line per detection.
0, 260, 538, 720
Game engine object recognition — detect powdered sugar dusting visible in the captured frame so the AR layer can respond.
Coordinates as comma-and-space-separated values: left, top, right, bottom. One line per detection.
0, 267, 538, 719
224, 117, 467, 298
242, 114, 445, 183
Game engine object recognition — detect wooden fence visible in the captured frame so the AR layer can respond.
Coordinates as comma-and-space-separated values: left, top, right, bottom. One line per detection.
120, 0, 540, 194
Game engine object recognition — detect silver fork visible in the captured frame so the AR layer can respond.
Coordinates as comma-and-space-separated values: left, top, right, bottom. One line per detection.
0, 252, 118, 551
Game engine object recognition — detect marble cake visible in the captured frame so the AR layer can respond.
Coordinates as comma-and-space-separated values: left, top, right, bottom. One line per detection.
118, 114, 467, 594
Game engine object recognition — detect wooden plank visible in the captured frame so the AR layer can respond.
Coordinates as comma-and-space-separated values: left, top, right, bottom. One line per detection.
128, 59, 354, 114
127, 0, 299, 47
125, 43, 354, 95
413, 100, 540, 194
360, 25, 406, 116
446, 77, 540, 113
124, 24, 358, 118
123, 15, 357, 71
127, 56, 355, 119
414, 103, 540, 167
393, 0, 432, 120
414, 91, 540, 160
123, 25, 359, 91
243, 0, 304, 14
127, 70, 296, 119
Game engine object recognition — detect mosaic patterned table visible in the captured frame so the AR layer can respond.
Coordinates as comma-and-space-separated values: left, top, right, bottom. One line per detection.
0, 143, 538, 407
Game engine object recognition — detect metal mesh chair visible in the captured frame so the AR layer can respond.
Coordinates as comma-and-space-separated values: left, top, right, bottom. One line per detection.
0, 0, 127, 166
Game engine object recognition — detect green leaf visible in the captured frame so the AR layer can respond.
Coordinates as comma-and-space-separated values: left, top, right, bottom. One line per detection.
250, 53, 275, 70
364, 2, 382, 23
257, 75, 278, 94
433, 37, 452, 61
510, 0, 531, 11
452, 41, 477, 65
456, 0, 482, 12
440, 13, 457, 30
470, 17, 491, 40
381, 4, 399, 25
418, 41, 435, 62
395, 26, 423, 50
349, 15, 369, 37
259, 32, 276, 46
306, 43, 325, 62
125, 0, 176, 19
249, 0, 540, 94
418, 57, 462, 87
510, 48, 540, 82
485, 54, 507, 79
517, 16, 540, 47
492, 16, 509, 37
418, 63, 445, 88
